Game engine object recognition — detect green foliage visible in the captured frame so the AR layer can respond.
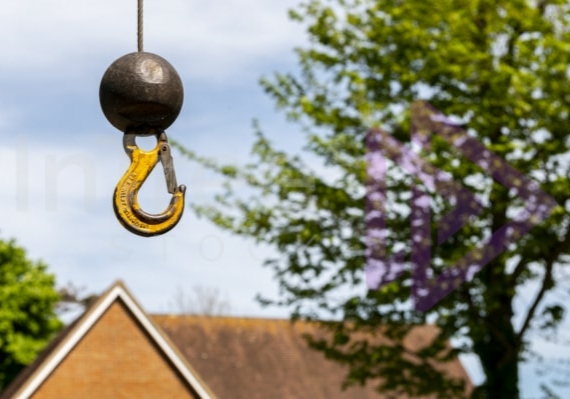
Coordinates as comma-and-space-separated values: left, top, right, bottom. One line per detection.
0, 239, 62, 391
176, 1, 570, 398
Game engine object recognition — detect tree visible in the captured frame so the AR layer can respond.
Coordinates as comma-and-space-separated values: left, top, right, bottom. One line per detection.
174, 1, 570, 398
57, 282, 99, 314
169, 285, 231, 316
0, 239, 62, 392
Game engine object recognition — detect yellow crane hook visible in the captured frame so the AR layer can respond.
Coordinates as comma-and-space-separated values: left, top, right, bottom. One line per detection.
113, 131, 186, 237
100, 52, 187, 237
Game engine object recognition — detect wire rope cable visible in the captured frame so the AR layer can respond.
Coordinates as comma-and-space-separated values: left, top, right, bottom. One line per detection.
138, 0, 143, 52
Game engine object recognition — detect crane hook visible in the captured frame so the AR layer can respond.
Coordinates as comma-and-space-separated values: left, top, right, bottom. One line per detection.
113, 130, 186, 237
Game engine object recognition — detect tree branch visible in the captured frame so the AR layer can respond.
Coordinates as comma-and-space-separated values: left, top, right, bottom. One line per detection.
509, 257, 528, 287
516, 211, 570, 341
516, 258, 554, 343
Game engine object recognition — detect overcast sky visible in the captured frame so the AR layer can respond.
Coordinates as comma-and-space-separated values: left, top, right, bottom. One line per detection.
1, 1, 569, 397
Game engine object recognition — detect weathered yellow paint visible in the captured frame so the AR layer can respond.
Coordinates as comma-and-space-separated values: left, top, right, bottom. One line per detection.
113, 140, 185, 237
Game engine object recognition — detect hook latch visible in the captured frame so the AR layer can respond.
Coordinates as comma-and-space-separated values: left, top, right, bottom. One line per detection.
113, 130, 186, 237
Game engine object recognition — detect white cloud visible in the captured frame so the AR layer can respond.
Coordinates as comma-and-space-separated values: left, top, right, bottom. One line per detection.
0, 1, 306, 82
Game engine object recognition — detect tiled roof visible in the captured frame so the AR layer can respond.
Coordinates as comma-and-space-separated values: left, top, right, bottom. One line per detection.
0, 281, 472, 399
153, 315, 473, 399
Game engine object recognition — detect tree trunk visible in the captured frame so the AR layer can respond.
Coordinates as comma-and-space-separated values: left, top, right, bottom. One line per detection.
471, 243, 519, 399
469, 149, 520, 398
472, 313, 519, 399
